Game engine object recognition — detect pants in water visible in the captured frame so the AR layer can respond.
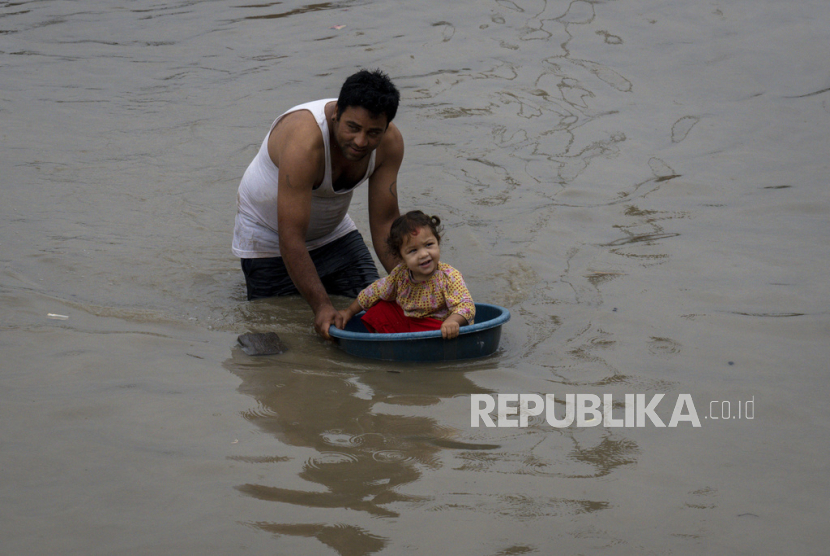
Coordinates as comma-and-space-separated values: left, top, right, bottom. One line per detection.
240, 230, 380, 301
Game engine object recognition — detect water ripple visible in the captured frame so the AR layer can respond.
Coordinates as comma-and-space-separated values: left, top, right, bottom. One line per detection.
320, 431, 364, 448
304, 452, 360, 470
371, 450, 414, 464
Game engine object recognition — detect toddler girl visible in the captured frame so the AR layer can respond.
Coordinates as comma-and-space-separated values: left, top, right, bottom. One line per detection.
336, 211, 474, 339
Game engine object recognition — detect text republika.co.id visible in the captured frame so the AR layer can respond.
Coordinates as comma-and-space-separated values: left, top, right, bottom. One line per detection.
471, 393, 755, 428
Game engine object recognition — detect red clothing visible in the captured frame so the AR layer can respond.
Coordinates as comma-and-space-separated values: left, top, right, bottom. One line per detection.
361, 300, 443, 333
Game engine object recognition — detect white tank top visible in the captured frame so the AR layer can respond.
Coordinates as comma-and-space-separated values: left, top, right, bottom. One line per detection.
232, 98, 376, 258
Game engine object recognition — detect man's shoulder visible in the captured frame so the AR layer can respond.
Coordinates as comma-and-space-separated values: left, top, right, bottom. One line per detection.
273, 108, 324, 144
380, 121, 404, 149
277, 99, 332, 126
374, 121, 404, 167
269, 106, 326, 168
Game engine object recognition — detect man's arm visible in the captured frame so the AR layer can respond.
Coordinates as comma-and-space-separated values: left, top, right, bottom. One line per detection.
272, 114, 343, 339
368, 122, 404, 273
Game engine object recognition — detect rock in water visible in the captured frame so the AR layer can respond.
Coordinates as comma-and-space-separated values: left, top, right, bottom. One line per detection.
237, 332, 287, 356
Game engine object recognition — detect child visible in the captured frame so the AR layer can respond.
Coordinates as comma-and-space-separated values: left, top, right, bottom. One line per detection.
336, 211, 475, 339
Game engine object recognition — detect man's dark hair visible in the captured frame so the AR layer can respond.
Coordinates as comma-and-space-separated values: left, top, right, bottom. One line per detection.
336, 69, 400, 124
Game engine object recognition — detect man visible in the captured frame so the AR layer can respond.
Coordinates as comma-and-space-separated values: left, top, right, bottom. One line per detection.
232, 69, 403, 339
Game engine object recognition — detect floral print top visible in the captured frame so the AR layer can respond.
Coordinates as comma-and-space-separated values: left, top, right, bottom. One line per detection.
357, 262, 475, 323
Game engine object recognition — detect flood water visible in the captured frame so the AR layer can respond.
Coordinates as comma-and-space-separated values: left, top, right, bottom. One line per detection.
2, 0, 829, 553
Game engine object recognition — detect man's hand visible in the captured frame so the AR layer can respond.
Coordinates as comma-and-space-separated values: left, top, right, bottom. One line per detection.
315, 304, 345, 340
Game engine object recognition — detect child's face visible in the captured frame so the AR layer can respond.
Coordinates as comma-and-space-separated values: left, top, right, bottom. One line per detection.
400, 227, 441, 281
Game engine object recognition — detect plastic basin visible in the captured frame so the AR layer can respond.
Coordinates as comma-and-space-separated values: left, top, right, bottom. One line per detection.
329, 303, 510, 362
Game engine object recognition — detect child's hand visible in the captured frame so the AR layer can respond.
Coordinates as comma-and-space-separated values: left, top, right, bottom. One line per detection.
441, 313, 467, 340
335, 300, 362, 330
335, 309, 353, 329
441, 320, 460, 339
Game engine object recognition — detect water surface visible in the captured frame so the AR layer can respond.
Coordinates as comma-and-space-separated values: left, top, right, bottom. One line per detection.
2, 0, 829, 553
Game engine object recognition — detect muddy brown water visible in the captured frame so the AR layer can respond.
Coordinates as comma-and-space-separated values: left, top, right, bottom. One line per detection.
2, 0, 829, 554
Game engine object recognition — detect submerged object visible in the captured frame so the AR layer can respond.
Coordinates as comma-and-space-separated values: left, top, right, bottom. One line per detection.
237, 332, 287, 356
329, 303, 510, 362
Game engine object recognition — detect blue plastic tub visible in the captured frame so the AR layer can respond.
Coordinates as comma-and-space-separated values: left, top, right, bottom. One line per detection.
329, 303, 510, 362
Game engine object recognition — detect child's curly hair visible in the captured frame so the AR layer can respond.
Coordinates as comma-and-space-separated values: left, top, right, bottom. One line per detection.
386, 210, 443, 259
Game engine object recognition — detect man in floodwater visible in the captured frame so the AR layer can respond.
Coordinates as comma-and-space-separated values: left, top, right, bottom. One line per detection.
232, 69, 403, 339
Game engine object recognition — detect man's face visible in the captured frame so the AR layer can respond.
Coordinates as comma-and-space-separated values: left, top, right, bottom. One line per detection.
332, 106, 388, 162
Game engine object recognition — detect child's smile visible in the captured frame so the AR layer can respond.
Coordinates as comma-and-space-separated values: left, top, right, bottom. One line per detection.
400, 227, 441, 282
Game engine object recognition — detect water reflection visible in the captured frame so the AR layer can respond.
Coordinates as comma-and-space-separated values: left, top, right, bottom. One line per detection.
224, 355, 494, 553
225, 348, 641, 553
